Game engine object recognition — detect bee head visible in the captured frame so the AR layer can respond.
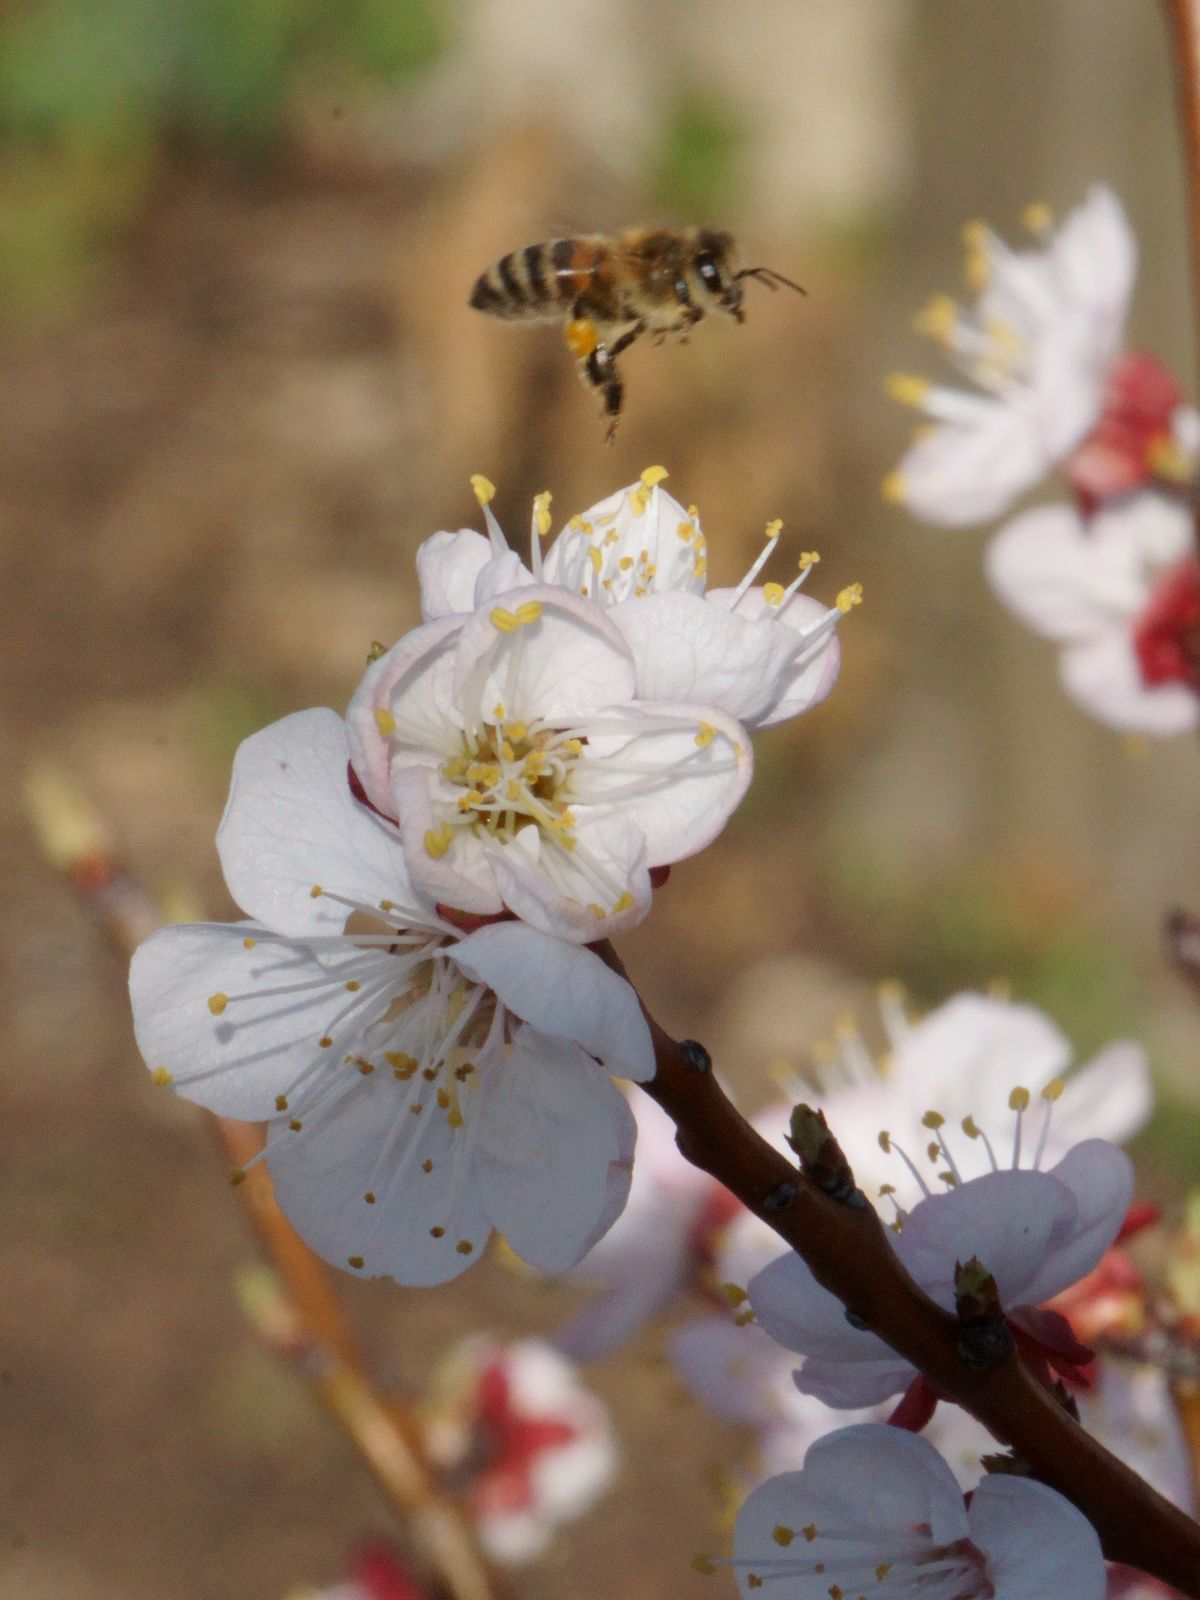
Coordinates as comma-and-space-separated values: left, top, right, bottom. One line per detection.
692, 228, 745, 321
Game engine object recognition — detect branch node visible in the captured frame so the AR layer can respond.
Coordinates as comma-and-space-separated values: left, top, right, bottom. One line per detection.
844, 1308, 870, 1331
954, 1256, 1015, 1371
762, 1180, 799, 1213
787, 1103, 867, 1207
680, 1038, 712, 1073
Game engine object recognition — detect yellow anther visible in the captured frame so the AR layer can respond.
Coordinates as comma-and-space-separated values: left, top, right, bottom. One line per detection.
719, 1282, 748, 1307
694, 557, 707, 578
640, 464, 669, 489
913, 293, 958, 342
230, 1169, 246, 1187
348, 1255, 364, 1269
878, 1183, 895, 1196
505, 721, 527, 742
490, 607, 519, 633
836, 583, 864, 613
772, 1527, 796, 1548
695, 722, 716, 747
962, 1115, 981, 1139
630, 487, 651, 515
430, 1225, 445, 1238
878, 1131, 892, 1152
1022, 201, 1053, 233
551, 809, 576, 829
374, 707, 396, 737
961, 218, 989, 248
612, 890, 635, 913
421, 1159, 434, 1173
207, 992, 228, 1016
878, 978, 904, 1003
926, 1141, 941, 1161
242, 936, 256, 949
532, 490, 552, 537
365, 1192, 376, 1204
1041, 1077, 1065, 1102
965, 245, 990, 293
457, 789, 484, 811
884, 372, 932, 408
799, 550, 820, 567
386, 1051, 417, 1078
802, 1524, 817, 1542
676, 520, 695, 541
436, 1088, 451, 1109
455, 1240, 474, 1255
319, 1035, 333, 1048
470, 473, 495, 506
692, 1555, 717, 1575
762, 582, 785, 606
151, 1067, 174, 1087
499, 740, 515, 763
921, 1110, 945, 1130
764, 517, 783, 539
733, 1308, 755, 1326
310, 884, 323, 898
565, 318, 598, 358
1009, 1086, 1031, 1112
514, 600, 543, 626
588, 546, 603, 573
290, 1117, 304, 1131
1148, 435, 1197, 484
424, 824, 455, 859
875, 1565, 892, 1581
588, 903, 606, 919
618, 555, 634, 571
447, 1107, 464, 1129
987, 977, 1012, 1001
442, 756, 468, 781
881, 470, 906, 504
274, 1094, 289, 1112
746, 1576, 763, 1589
563, 738, 583, 756
505, 780, 520, 801
344, 980, 361, 993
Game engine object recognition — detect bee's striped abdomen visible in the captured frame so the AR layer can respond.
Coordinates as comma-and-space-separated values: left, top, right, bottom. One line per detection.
470, 241, 565, 321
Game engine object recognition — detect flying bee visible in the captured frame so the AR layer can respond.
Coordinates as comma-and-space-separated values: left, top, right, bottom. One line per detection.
468, 226, 805, 439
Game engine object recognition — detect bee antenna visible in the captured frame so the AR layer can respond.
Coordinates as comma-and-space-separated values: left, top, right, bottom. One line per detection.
736, 266, 808, 296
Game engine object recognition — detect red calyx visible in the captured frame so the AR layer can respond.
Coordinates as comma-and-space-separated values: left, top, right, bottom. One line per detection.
471, 1359, 579, 1516
1133, 557, 1200, 689
1067, 350, 1183, 513
351, 1542, 432, 1600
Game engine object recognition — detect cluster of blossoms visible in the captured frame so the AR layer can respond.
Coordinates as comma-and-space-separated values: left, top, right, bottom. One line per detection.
130, 468, 855, 1288
886, 185, 1200, 736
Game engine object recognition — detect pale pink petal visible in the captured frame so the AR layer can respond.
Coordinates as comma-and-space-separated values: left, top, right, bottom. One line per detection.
708, 588, 843, 729
1053, 1042, 1151, 1150
487, 812, 651, 942
986, 506, 1144, 642
389, 764, 505, 916
417, 529, 494, 619
450, 921, 654, 1080
346, 614, 465, 812
470, 1031, 636, 1273
894, 405, 1046, 526
1050, 184, 1136, 347
968, 1475, 1105, 1600
1059, 628, 1200, 736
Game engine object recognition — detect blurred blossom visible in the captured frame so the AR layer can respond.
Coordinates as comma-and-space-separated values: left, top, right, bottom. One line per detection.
287, 1543, 431, 1600
750, 1134, 1132, 1408
987, 492, 1200, 736
423, 1336, 616, 1565
728, 1424, 1105, 1600
130, 709, 653, 1285
883, 186, 1176, 526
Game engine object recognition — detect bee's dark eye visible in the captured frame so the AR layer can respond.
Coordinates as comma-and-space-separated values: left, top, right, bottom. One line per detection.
695, 253, 722, 293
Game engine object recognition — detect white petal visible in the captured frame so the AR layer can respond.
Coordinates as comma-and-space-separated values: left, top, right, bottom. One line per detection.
544, 482, 706, 601
389, 764, 505, 916
488, 812, 651, 942
1024, 1140, 1132, 1304
968, 1475, 1105, 1600
571, 700, 753, 865
894, 406, 1046, 527
417, 529, 494, 620
1090, 491, 1194, 566
217, 708, 426, 936
450, 921, 654, 1079
986, 505, 1144, 642
609, 591, 800, 725
268, 1065, 492, 1286
130, 922, 391, 1119
794, 1354, 915, 1408
707, 588, 843, 730
670, 1320, 793, 1428
1078, 1364, 1196, 1515
1059, 628, 1200, 736
452, 585, 637, 724
471, 1029, 636, 1273
473, 549, 536, 606
346, 614, 465, 812
1053, 1041, 1151, 1150
1050, 184, 1136, 342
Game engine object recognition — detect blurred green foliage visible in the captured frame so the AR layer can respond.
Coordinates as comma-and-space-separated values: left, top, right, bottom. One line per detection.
0, 0, 446, 321
650, 87, 746, 218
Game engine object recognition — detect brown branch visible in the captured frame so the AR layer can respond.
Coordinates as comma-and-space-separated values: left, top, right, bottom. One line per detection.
605, 948, 1200, 1596
25, 768, 504, 1600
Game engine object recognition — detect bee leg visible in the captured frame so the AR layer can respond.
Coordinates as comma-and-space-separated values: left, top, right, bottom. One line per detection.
581, 344, 624, 441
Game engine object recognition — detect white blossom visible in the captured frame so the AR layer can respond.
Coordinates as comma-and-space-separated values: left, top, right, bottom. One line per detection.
986, 492, 1200, 736
130, 709, 654, 1286
729, 1424, 1105, 1600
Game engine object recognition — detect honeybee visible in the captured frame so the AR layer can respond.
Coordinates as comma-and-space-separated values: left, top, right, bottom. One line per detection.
468, 226, 804, 438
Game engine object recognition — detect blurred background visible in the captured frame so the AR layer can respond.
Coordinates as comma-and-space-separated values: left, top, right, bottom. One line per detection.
3, 0, 1199, 1595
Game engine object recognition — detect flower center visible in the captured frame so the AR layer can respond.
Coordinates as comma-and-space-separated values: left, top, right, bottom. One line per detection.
432, 716, 583, 855
734, 1524, 995, 1599
1132, 556, 1200, 689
